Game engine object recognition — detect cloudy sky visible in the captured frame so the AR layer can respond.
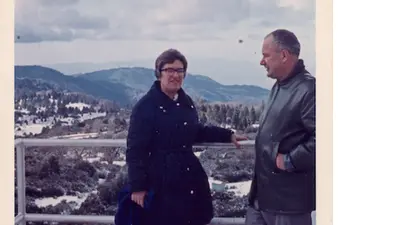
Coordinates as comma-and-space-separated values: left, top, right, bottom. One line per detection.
14, 0, 315, 88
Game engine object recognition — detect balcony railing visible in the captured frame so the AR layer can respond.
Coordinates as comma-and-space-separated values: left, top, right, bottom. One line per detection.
14, 138, 256, 225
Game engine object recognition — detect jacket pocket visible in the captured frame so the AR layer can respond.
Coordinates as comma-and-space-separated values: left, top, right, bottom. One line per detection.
271, 142, 286, 172
261, 141, 280, 171
269, 141, 293, 173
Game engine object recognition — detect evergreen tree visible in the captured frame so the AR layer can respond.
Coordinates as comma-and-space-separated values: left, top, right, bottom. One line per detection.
232, 107, 241, 129
250, 106, 257, 124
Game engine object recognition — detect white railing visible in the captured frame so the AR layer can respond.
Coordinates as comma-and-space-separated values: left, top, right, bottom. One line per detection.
14, 138, 255, 225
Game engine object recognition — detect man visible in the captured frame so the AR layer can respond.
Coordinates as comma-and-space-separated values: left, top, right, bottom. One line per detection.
246, 29, 316, 225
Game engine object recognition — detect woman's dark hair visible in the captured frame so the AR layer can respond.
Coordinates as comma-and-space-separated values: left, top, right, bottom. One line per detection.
154, 48, 188, 79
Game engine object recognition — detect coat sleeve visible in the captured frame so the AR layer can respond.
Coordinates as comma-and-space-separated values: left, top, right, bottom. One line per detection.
287, 81, 316, 171
126, 101, 153, 192
185, 95, 233, 143
195, 123, 234, 143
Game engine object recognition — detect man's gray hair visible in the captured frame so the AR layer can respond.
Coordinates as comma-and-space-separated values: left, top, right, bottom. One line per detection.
266, 29, 301, 57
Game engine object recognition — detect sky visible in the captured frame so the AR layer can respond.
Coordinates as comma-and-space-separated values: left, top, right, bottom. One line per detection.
14, 0, 315, 88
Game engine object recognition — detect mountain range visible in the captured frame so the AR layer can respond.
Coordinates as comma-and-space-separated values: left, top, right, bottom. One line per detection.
14, 65, 270, 105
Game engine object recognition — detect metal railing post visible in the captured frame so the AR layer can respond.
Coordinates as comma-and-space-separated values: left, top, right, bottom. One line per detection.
16, 143, 26, 225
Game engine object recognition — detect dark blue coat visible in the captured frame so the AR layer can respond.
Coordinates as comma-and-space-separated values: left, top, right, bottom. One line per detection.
124, 81, 233, 225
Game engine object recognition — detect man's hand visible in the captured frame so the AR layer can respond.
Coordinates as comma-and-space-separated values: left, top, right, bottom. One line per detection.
131, 191, 147, 208
276, 153, 285, 170
231, 134, 248, 149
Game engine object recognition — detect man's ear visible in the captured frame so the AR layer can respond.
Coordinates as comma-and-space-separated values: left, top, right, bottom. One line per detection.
281, 49, 289, 62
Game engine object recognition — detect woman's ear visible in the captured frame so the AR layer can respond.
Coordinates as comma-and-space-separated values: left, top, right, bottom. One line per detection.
155, 71, 160, 79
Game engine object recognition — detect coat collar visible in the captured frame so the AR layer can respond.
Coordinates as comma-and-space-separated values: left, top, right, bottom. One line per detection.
277, 59, 309, 86
149, 80, 194, 109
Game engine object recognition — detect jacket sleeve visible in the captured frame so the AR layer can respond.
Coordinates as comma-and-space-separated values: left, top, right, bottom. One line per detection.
195, 123, 234, 143
186, 95, 233, 143
287, 82, 316, 171
126, 102, 153, 192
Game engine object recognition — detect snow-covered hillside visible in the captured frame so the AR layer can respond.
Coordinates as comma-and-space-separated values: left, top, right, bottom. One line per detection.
15, 112, 106, 137
15, 100, 107, 137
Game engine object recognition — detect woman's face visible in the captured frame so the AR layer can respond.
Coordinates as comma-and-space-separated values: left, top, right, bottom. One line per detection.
159, 60, 185, 94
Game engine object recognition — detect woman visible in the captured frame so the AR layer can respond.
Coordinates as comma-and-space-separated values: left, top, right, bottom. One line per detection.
125, 49, 246, 225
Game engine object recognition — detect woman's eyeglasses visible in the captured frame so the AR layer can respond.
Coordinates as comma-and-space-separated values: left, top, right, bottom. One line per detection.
160, 68, 186, 76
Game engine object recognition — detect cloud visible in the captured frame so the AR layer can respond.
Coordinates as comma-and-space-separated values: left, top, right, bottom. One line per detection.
47, 9, 109, 30
14, 0, 315, 88
14, 0, 314, 43
15, 24, 75, 43
15, 0, 109, 43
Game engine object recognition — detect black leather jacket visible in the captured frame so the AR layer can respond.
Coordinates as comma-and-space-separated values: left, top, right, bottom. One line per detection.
248, 59, 316, 213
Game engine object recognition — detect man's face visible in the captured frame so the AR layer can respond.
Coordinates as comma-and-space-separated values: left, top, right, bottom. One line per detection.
260, 36, 285, 79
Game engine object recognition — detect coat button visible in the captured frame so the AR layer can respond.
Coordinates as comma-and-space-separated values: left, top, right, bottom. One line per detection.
176, 103, 180, 106
190, 190, 194, 194
183, 145, 186, 148
184, 122, 187, 125
187, 167, 190, 171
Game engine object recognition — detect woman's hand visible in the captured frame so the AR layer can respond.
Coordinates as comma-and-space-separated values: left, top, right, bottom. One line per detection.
131, 191, 147, 208
231, 134, 248, 149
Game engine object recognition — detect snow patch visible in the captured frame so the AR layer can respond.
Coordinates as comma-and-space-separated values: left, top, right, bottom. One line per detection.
79, 112, 106, 122
98, 179, 106, 184
84, 157, 101, 163
36, 107, 47, 113
113, 160, 125, 166
83, 152, 105, 163
34, 193, 89, 209
194, 151, 203, 157
208, 177, 251, 197
66, 102, 91, 111
226, 180, 252, 197
15, 123, 51, 136
15, 108, 30, 114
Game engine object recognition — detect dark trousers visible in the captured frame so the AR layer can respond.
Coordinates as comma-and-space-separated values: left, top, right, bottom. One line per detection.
245, 200, 313, 225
